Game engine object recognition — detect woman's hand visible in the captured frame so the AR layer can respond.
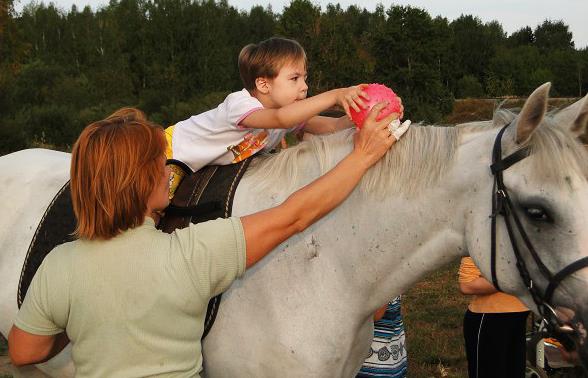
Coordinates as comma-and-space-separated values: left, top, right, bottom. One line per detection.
351, 101, 410, 169
337, 84, 369, 118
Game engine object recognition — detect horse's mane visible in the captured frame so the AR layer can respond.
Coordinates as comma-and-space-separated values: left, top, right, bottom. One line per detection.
248, 124, 460, 197
248, 109, 588, 197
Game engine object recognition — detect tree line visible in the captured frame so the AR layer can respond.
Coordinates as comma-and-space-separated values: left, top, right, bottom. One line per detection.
1, 0, 586, 154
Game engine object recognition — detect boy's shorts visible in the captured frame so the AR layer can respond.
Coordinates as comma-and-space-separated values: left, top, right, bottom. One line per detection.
164, 125, 174, 159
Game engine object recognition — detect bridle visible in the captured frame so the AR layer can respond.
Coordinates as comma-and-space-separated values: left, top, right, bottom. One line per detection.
490, 122, 588, 351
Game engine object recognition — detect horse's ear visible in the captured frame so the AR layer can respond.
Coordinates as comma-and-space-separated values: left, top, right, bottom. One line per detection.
515, 82, 551, 144
571, 95, 588, 145
553, 93, 588, 140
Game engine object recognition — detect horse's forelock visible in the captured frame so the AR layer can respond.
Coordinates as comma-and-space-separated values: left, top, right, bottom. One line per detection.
461, 107, 588, 183
528, 120, 588, 184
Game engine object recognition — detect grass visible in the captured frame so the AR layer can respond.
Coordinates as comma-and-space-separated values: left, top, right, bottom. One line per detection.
444, 97, 579, 125
0, 334, 6, 356
0, 333, 11, 378
403, 259, 470, 377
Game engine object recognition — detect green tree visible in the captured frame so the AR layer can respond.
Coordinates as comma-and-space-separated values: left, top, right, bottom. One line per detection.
535, 20, 574, 51
487, 45, 549, 96
456, 75, 484, 98
508, 26, 534, 47
277, 0, 321, 92
371, 5, 453, 122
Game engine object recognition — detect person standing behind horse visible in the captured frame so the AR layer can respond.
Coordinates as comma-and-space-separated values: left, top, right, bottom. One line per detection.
165, 37, 407, 171
357, 296, 407, 377
8, 103, 407, 376
459, 257, 530, 378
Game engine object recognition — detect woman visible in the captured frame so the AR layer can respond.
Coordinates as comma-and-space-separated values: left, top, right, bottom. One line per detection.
8, 103, 406, 376
458, 257, 530, 378
357, 297, 407, 378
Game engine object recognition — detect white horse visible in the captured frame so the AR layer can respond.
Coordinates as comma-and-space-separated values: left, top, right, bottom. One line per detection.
1, 83, 587, 377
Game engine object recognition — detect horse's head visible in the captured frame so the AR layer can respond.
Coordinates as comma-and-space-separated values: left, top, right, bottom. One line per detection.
466, 83, 588, 368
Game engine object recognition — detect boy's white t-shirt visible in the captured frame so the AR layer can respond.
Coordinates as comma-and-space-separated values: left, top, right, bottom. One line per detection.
172, 89, 300, 171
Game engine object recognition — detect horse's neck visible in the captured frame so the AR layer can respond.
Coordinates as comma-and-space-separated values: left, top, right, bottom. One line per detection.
309, 128, 495, 312
321, 182, 470, 313
237, 128, 495, 315
352, 127, 497, 308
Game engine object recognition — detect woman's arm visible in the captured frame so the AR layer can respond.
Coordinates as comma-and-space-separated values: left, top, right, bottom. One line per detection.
8, 327, 69, 366
242, 102, 405, 268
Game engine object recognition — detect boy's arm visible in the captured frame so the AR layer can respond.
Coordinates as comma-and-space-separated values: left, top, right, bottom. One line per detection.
304, 101, 405, 135
240, 86, 368, 130
304, 115, 354, 135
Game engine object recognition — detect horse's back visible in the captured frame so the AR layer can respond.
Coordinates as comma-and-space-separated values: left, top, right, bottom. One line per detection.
0, 149, 70, 336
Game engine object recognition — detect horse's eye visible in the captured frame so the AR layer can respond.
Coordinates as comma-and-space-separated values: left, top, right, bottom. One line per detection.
524, 206, 550, 221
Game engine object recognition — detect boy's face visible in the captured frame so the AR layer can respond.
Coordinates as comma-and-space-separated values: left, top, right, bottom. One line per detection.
266, 60, 308, 108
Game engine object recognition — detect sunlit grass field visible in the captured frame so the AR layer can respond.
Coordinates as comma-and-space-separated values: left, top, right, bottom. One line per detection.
403, 260, 470, 377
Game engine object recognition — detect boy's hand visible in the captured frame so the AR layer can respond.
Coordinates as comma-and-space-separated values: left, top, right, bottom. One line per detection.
337, 84, 369, 119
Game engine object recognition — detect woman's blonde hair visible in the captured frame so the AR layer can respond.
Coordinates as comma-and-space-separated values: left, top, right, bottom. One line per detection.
70, 107, 166, 240
238, 37, 307, 91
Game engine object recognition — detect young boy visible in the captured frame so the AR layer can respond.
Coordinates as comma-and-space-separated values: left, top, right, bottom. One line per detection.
166, 37, 373, 171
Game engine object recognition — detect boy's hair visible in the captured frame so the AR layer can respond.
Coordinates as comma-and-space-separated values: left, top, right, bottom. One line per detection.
239, 37, 307, 91
70, 107, 166, 240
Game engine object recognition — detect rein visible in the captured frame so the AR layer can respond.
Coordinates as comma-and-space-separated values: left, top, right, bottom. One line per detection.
490, 123, 588, 350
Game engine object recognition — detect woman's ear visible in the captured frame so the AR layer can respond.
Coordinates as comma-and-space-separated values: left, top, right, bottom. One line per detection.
255, 77, 270, 94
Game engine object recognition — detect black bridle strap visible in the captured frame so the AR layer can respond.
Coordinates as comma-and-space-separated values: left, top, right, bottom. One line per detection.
544, 256, 588, 303
490, 122, 588, 359
490, 148, 531, 175
490, 181, 501, 290
491, 122, 588, 314
501, 190, 554, 282
490, 124, 532, 289
490, 124, 552, 292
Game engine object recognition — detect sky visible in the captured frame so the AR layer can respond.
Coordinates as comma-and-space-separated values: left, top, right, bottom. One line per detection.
13, 0, 588, 49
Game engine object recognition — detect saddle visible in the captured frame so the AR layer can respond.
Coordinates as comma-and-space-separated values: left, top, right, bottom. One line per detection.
19, 159, 251, 339
157, 158, 251, 338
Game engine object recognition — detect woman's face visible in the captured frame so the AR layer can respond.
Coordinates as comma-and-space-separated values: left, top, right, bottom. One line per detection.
147, 156, 171, 215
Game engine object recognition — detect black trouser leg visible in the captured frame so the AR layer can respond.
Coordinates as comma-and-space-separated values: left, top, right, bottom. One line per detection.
463, 309, 529, 378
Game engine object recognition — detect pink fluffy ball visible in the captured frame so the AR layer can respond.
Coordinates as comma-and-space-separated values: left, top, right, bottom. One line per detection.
350, 84, 402, 129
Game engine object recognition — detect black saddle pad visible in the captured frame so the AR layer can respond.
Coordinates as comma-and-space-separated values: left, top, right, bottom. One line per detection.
18, 181, 75, 307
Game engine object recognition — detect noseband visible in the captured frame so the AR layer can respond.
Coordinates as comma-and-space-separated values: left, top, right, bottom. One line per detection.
490, 123, 588, 349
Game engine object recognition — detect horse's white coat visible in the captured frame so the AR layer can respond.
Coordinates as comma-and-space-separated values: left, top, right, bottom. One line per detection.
1, 85, 587, 377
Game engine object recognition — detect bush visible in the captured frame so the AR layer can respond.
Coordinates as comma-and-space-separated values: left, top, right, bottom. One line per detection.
25, 105, 78, 150
456, 75, 485, 98
0, 118, 28, 155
